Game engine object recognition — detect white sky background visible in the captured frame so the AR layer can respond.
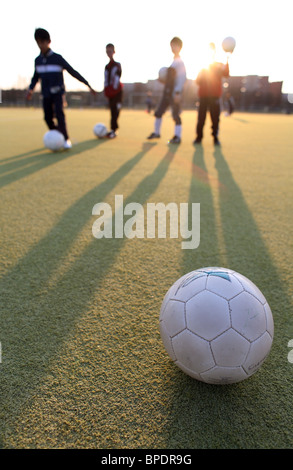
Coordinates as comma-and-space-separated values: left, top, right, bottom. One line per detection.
1, 0, 292, 93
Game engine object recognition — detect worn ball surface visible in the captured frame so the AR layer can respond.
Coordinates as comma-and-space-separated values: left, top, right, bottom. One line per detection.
93, 123, 108, 138
160, 267, 274, 384
43, 130, 65, 151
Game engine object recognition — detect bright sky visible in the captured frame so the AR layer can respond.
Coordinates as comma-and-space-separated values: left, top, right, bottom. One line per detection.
1, 0, 292, 93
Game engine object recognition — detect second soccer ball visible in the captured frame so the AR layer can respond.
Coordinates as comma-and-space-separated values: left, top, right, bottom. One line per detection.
222, 36, 236, 53
93, 123, 108, 138
158, 67, 168, 84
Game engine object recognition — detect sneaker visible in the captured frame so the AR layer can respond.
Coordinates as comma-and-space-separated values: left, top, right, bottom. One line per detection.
147, 132, 160, 139
107, 130, 117, 139
214, 137, 221, 146
64, 139, 72, 149
193, 138, 202, 145
168, 135, 181, 144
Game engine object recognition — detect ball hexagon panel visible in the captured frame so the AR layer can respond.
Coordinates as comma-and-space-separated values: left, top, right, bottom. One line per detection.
159, 274, 187, 314
172, 271, 207, 302
211, 329, 250, 367
172, 330, 215, 374
234, 272, 267, 305
186, 291, 230, 341
242, 331, 273, 375
205, 272, 244, 300
160, 299, 186, 337
200, 366, 248, 384
174, 361, 202, 381
230, 291, 266, 341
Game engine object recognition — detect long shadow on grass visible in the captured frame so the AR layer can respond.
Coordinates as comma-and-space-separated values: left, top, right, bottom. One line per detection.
163, 146, 293, 449
214, 145, 286, 297
1, 142, 155, 296
0, 147, 45, 165
213, 145, 292, 333
232, 116, 250, 124
181, 145, 222, 274
0, 144, 177, 447
0, 139, 106, 189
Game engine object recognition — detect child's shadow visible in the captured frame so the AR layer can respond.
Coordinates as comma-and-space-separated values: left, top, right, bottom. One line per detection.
0, 138, 107, 189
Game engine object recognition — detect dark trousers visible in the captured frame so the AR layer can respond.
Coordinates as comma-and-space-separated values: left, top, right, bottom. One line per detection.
43, 94, 69, 140
109, 91, 122, 131
196, 96, 221, 139
155, 94, 181, 125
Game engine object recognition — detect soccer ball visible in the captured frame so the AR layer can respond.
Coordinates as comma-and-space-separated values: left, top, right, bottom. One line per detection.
93, 123, 108, 138
159, 267, 274, 385
158, 67, 168, 83
43, 130, 65, 151
222, 36, 236, 53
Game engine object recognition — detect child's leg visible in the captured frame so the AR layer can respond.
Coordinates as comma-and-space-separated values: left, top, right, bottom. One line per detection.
209, 97, 221, 138
172, 102, 182, 137
109, 94, 121, 132
53, 94, 69, 140
196, 97, 208, 140
154, 117, 162, 135
43, 96, 56, 130
154, 96, 170, 135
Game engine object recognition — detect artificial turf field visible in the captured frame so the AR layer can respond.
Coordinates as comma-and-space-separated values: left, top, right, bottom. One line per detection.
0, 106, 293, 450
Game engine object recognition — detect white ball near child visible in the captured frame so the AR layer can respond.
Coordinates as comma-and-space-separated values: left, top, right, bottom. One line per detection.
43, 130, 65, 151
158, 67, 168, 84
93, 123, 108, 138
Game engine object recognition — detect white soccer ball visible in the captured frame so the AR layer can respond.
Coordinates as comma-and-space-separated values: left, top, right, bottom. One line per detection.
43, 130, 65, 151
160, 267, 274, 385
158, 67, 168, 83
93, 123, 108, 138
222, 36, 236, 53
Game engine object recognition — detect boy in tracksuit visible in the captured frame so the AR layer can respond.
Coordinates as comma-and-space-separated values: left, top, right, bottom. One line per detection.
26, 28, 96, 149
104, 43, 123, 139
194, 42, 229, 146
147, 37, 186, 144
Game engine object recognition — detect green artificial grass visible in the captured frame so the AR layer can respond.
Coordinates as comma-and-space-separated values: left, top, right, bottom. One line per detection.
0, 107, 293, 449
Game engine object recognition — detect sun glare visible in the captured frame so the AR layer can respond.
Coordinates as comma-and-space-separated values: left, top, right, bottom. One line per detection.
0, 0, 292, 92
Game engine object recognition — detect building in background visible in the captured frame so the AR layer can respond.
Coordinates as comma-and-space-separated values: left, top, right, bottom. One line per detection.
1, 75, 291, 113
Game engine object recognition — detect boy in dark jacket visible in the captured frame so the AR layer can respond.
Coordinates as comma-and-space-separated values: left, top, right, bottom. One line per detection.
26, 28, 96, 149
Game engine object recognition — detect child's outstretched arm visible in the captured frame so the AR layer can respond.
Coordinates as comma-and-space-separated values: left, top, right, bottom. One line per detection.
61, 56, 96, 94
26, 69, 39, 100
